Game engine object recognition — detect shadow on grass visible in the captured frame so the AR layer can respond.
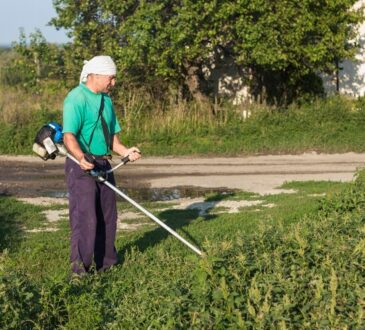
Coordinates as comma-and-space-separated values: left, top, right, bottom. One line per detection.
117, 192, 239, 260
0, 196, 41, 252
118, 208, 207, 260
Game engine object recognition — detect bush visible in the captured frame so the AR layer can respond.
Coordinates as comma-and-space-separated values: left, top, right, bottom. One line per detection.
0, 273, 68, 329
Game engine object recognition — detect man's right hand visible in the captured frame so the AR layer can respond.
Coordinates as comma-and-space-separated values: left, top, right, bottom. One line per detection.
64, 133, 95, 170
79, 154, 95, 170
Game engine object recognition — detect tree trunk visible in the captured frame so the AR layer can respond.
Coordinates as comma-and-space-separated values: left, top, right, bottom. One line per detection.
184, 64, 212, 110
34, 52, 41, 78
335, 59, 340, 93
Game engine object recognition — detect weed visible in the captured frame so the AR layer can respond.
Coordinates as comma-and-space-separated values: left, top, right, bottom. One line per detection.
1, 93, 365, 155
1, 178, 364, 328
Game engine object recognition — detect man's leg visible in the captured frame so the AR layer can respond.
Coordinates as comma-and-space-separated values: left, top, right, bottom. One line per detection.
94, 162, 118, 271
66, 158, 98, 274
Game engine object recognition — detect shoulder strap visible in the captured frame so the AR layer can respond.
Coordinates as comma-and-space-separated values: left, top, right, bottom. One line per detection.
87, 94, 111, 153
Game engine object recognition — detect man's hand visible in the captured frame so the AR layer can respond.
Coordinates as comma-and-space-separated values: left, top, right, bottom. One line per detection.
79, 154, 95, 170
124, 147, 141, 162
64, 133, 95, 170
111, 135, 141, 162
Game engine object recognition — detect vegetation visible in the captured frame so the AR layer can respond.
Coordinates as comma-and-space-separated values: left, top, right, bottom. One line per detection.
0, 0, 363, 105
1, 91, 365, 156
0, 175, 364, 328
0, 1, 364, 156
2, 29, 67, 90
49, 0, 363, 104
0, 2, 364, 328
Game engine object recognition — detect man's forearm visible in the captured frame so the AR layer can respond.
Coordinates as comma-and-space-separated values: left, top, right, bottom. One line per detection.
111, 134, 141, 162
64, 132, 95, 170
111, 135, 129, 156
63, 132, 85, 162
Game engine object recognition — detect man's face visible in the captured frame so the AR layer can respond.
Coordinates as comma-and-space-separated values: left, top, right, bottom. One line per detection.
92, 74, 116, 93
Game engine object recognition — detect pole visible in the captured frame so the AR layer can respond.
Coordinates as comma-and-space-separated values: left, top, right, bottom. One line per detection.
66, 153, 203, 256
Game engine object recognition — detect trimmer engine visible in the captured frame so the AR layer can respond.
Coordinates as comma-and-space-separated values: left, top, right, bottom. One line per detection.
33, 122, 66, 160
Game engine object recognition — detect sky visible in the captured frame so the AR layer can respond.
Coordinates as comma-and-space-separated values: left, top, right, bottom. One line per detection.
0, 0, 69, 47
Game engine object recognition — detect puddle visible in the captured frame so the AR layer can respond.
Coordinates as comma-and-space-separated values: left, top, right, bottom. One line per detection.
46, 186, 237, 202
47, 191, 68, 198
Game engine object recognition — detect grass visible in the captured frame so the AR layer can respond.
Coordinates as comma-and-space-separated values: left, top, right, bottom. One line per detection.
121, 95, 365, 156
1, 176, 363, 328
1, 88, 365, 156
2, 44, 365, 157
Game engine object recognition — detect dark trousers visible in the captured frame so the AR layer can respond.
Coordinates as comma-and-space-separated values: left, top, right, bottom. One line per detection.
65, 158, 118, 274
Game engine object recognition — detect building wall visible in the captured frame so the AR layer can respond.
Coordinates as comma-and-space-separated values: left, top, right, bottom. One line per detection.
208, 1, 365, 102
323, 0, 365, 97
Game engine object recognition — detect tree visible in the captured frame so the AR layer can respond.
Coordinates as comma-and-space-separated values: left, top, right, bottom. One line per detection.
3, 29, 66, 91
51, 0, 229, 104
50, 0, 364, 104
229, 0, 363, 103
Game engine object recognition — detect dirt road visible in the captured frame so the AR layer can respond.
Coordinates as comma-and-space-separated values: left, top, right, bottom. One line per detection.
0, 152, 365, 197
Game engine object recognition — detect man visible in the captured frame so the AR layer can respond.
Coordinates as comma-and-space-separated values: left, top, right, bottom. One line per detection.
63, 55, 141, 274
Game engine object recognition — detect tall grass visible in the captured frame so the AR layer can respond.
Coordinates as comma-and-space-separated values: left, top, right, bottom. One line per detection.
120, 94, 365, 155
0, 84, 65, 123
1, 81, 365, 155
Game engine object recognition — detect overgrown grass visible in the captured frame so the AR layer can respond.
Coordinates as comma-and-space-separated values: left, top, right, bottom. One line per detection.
1, 176, 364, 328
123, 95, 365, 155
1, 89, 365, 155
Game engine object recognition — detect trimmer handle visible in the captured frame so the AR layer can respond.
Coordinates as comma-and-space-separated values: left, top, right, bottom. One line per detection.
83, 153, 107, 181
121, 150, 141, 164
121, 155, 130, 164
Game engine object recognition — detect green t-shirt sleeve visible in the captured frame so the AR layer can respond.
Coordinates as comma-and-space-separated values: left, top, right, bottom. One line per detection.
62, 97, 83, 135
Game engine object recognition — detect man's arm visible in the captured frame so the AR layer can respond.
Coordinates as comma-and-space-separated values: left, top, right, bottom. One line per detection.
63, 132, 95, 170
111, 134, 141, 162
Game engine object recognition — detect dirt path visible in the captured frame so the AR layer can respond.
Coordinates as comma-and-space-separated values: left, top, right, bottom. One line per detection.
0, 152, 365, 197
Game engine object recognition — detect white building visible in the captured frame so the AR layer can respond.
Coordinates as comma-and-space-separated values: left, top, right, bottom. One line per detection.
323, 0, 365, 97
209, 0, 365, 102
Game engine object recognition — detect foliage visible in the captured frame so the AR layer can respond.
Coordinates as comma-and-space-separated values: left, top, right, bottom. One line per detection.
0, 177, 364, 328
1, 29, 67, 92
0, 109, 62, 154
231, 0, 363, 99
49, 0, 364, 103
0, 272, 68, 329
121, 95, 365, 155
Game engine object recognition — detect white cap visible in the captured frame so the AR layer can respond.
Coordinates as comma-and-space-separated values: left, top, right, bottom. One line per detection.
79, 55, 117, 83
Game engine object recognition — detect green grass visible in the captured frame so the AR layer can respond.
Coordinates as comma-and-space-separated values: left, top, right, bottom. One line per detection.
1, 177, 364, 328
2, 94, 365, 156
122, 95, 365, 156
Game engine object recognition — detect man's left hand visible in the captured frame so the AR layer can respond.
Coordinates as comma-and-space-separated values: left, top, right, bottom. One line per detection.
124, 147, 141, 162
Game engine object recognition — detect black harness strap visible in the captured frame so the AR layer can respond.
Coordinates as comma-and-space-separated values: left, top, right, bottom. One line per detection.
87, 94, 111, 154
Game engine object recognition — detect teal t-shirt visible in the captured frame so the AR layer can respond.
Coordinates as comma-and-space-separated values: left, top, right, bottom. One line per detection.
62, 84, 121, 155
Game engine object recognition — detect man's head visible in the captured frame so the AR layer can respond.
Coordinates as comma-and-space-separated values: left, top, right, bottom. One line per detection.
80, 55, 117, 93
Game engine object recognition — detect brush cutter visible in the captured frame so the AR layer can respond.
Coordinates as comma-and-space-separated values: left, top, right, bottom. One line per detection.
33, 122, 203, 256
